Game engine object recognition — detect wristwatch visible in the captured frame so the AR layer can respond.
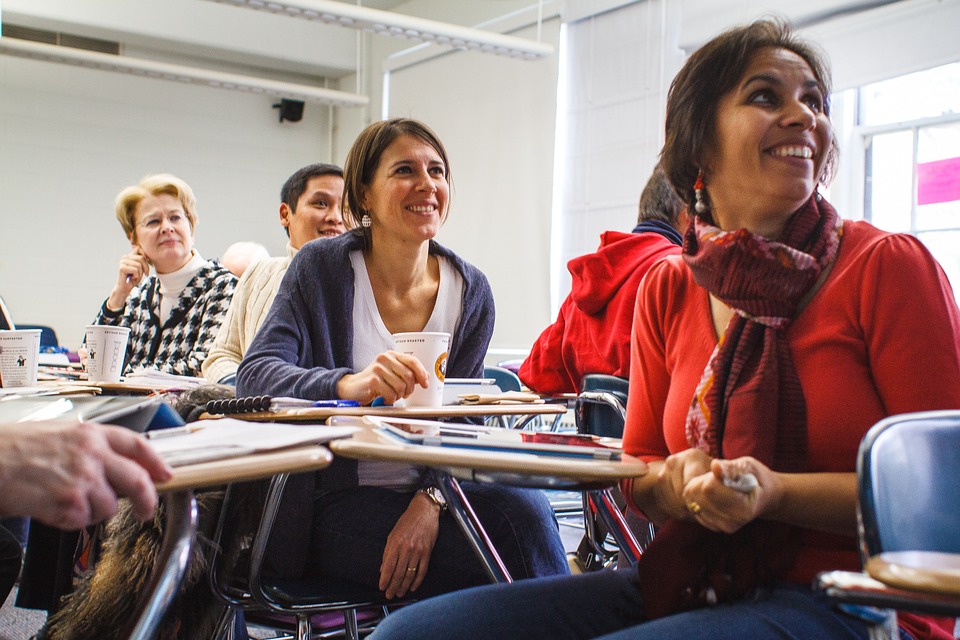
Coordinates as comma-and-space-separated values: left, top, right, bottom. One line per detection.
417, 486, 447, 512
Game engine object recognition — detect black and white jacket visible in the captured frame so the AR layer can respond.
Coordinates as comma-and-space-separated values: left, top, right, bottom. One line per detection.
94, 261, 236, 377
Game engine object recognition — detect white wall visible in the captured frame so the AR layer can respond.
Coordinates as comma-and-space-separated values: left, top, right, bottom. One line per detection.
0, 54, 340, 348
553, 0, 683, 309
381, 18, 563, 356
2, 0, 959, 355
553, 0, 960, 314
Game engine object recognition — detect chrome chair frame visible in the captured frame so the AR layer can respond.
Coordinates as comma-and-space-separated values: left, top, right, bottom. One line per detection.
574, 375, 650, 570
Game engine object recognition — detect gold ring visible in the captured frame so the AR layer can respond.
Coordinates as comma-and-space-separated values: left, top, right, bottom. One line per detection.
406, 566, 418, 573
687, 501, 702, 515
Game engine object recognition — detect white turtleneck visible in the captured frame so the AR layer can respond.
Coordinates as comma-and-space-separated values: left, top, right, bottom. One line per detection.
157, 251, 206, 324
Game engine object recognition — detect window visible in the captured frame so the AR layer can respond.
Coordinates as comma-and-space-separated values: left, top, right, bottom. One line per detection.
859, 62, 960, 300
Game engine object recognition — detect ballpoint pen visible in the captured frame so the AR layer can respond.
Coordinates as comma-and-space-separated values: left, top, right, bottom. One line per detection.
310, 399, 361, 408
145, 424, 205, 439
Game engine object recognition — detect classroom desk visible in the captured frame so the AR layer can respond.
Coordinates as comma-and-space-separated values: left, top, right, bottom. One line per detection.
329, 427, 647, 583
866, 551, 960, 596
203, 402, 567, 430
124, 445, 333, 640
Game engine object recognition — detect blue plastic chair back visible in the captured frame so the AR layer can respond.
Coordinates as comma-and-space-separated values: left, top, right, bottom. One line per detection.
859, 410, 960, 557
16, 324, 59, 347
483, 366, 522, 393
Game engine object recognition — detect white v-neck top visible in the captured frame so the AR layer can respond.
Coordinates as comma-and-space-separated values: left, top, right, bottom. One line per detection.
349, 249, 463, 489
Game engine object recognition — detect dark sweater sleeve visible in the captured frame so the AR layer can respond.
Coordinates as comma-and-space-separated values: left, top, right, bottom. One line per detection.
236, 244, 352, 399
447, 259, 495, 380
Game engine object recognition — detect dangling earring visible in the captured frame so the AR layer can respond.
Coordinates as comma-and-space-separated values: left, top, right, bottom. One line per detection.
694, 169, 707, 214
361, 213, 372, 228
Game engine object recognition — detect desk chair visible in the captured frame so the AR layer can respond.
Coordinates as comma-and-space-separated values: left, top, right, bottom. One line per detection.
495, 358, 523, 375
16, 323, 59, 348
815, 411, 960, 637
483, 366, 522, 429
574, 374, 651, 571
210, 475, 399, 640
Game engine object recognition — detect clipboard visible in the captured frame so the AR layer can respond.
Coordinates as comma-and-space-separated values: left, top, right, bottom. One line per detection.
366, 416, 622, 460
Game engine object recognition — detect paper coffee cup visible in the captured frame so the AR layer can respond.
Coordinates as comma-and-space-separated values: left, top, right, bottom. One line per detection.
85, 325, 131, 383
0, 329, 42, 388
392, 331, 450, 408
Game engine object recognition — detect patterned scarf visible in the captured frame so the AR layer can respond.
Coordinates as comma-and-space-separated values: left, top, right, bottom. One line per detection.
683, 194, 842, 471
635, 195, 844, 621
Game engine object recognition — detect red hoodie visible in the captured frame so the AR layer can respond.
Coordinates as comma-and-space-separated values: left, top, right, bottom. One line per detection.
519, 230, 681, 394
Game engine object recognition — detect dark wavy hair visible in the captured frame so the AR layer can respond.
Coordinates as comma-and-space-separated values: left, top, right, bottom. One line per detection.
661, 18, 839, 214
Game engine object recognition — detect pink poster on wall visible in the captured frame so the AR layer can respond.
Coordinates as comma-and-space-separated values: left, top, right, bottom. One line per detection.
917, 157, 960, 205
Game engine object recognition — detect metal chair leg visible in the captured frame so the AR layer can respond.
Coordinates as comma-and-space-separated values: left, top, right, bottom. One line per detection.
211, 607, 237, 640
344, 608, 360, 640
296, 614, 311, 640
122, 491, 198, 640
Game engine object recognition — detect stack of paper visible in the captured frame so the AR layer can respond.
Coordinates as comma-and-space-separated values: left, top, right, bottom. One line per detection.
146, 418, 359, 466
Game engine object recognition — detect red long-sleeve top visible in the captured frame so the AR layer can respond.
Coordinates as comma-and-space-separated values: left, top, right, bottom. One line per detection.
622, 220, 960, 640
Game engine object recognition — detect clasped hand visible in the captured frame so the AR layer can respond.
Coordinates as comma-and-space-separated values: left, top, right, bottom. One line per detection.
656, 449, 782, 534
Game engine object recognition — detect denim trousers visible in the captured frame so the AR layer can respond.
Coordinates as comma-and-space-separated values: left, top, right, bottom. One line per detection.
307, 482, 569, 599
369, 569, 873, 640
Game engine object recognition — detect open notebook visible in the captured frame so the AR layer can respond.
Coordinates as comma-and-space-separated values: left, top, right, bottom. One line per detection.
146, 418, 359, 466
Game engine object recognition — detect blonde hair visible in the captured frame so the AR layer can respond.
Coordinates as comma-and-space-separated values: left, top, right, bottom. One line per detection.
115, 173, 198, 242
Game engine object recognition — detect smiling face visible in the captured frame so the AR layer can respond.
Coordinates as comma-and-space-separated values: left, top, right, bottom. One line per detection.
361, 134, 448, 248
132, 192, 195, 274
280, 173, 345, 250
703, 47, 833, 238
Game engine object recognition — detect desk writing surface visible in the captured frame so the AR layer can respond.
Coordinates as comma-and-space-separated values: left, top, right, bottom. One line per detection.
155, 444, 333, 492
866, 551, 960, 597
329, 427, 647, 484
203, 403, 566, 422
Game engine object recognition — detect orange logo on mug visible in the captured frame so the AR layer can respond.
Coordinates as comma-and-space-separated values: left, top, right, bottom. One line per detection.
435, 352, 448, 382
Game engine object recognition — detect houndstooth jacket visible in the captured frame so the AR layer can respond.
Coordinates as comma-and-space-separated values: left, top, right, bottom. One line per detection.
94, 260, 236, 377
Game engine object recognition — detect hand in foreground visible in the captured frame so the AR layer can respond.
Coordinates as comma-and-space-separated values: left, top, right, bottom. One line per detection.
379, 492, 441, 599
0, 421, 173, 529
107, 247, 150, 311
681, 456, 782, 534
336, 351, 429, 406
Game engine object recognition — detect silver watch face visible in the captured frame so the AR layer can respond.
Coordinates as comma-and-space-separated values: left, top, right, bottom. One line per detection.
424, 486, 446, 507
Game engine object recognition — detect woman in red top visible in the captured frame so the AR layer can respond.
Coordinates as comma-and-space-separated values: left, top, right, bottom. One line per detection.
369, 19, 960, 640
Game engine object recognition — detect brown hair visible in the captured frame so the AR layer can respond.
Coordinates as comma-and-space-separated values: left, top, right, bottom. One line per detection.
637, 163, 684, 226
342, 118, 451, 247
661, 18, 838, 212
114, 173, 198, 243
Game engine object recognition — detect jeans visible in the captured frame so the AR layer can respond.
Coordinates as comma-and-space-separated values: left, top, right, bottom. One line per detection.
307, 482, 569, 598
369, 570, 872, 640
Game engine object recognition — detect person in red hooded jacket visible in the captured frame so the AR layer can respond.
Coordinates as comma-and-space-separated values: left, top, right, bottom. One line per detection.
519, 164, 686, 394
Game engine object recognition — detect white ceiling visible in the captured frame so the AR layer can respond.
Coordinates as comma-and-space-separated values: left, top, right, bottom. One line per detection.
0, 0, 541, 83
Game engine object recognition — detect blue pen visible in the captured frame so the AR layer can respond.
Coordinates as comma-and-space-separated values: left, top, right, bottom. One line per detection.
312, 399, 361, 408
